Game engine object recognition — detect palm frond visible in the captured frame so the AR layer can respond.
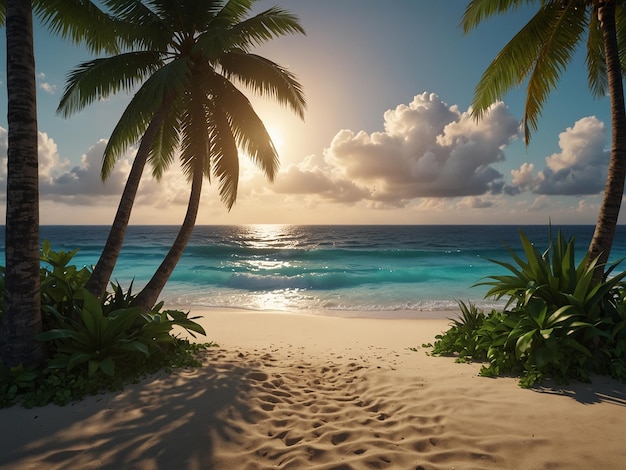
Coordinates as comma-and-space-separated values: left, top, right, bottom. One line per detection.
0, 0, 5, 27
207, 103, 241, 209
179, 68, 241, 209
102, 57, 191, 178
471, 8, 547, 120
462, 0, 539, 33
149, 99, 182, 180
57, 51, 164, 118
179, 90, 212, 181
210, 75, 279, 182
522, 2, 587, 143
102, 0, 173, 51
587, 11, 608, 98
219, 51, 306, 119
226, 6, 305, 49
615, 3, 626, 79
33, 0, 121, 53
198, 0, 246, 29
196, 5, 304, 57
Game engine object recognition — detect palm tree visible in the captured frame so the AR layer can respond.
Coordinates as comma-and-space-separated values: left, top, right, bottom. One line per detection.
58, 0, 306, 307
463, 0, 626, 279
0, 0, 45, 367
0, 0, 121, 367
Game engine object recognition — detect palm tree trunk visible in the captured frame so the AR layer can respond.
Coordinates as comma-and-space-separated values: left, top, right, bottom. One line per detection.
0, 0, 46, 367
133, 161, 204, 312
85, 103, 170, 300
587, 0, 626, 282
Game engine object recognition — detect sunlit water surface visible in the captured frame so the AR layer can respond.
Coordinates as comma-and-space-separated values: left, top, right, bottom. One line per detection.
6, 224, 626, 318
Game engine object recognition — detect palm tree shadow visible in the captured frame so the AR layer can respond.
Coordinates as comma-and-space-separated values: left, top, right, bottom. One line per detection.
0, 349, 263, 469
535, 375, 626, 406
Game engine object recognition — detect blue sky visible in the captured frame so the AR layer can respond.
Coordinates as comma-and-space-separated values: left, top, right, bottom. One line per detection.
0, 1, 618, 225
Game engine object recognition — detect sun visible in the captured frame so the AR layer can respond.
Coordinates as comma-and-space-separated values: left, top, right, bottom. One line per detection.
266, 124, 286, 151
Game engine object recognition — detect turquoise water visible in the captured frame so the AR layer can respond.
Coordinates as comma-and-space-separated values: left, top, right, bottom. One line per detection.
10, 225, 626, 317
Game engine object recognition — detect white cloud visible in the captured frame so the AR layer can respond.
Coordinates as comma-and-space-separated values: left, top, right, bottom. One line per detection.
39, 82, 57, 94
271, 92, 520, 207
457, 196, 493, 210
0, 127, 191, 211
508, 116, 608, 196
36, 72, 56, 94
511, 162, 535, 189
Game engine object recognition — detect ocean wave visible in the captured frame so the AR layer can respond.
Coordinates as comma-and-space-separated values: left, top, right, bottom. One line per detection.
169, 267, 439, 291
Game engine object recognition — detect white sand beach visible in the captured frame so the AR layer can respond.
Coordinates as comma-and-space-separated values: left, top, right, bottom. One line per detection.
1, 308, 625, 469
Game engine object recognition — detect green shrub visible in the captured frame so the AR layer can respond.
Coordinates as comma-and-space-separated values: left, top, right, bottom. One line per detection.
424, 228, 626, 388
431, 301, 487, 362
0, 243, 213, 408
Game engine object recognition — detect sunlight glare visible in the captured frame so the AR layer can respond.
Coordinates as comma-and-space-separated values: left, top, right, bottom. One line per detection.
266, 124, 286, 151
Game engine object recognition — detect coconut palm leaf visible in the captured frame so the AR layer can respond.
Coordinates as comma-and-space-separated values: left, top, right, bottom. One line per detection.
586, 11, 608, 98
219, 51, 306, 118
33, 0, 121, 53
57, 51, 164, 118
102, 57, 191, 179
522, 3, 586, 143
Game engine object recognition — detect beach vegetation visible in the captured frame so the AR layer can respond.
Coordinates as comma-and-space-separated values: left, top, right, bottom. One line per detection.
56, 0, 307, 310
463, 0, 626, 281
427, 229, 626, 388
0, 243, 213, 408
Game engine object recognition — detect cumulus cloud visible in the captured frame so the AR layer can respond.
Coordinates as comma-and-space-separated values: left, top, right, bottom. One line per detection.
271, 92, 520, 208
457, 196, 493, 210
37, 72, 57, 94
39, 82, 57, 94
0, 127, 190, 209
508, 116, 608, 196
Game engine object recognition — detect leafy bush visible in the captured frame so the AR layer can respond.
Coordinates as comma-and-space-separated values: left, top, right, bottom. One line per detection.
0, 243, 213, 408
425, 229, 626, 388
431, 301, 487, 362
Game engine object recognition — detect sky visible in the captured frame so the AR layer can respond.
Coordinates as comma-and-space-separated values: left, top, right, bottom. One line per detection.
0, 1, 620, 225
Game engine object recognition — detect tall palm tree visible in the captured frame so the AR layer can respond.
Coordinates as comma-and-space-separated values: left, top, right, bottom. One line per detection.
58, 0, 306, 306
0, 0, 44, 367
0, 0, 121, 367
463, 0, 626, 279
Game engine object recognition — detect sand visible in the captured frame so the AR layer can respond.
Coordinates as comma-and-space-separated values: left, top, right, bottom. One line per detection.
1, 308, 625, 469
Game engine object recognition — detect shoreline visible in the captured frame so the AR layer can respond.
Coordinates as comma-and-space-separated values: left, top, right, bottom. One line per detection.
1, 309, 625, 469
172, 304, 462, 320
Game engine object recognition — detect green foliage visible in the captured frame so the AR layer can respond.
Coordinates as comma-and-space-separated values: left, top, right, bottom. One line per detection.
422, 229, 626, 388
0, 362, 40, 408
431, 301, 487, 362
38, 290, 149, 377
0, 244, 213, 408
40, 239, 92, 326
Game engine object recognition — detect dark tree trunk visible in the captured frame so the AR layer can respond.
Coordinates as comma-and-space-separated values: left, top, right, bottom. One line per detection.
0, 0, 46, 367
133, 160, 204, 312
85, 103, 170, 300
587, 0, 626, 282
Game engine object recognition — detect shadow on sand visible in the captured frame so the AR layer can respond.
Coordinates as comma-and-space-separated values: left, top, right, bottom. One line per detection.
536, 374, 626, 406
0, 348, 262, 469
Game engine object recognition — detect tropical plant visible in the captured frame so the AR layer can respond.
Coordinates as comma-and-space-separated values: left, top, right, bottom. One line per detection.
0, 0, 124, 368
0, 243, 212, 407
39, 240, 92, 325
39, 290, 149, 377
57, 0, 307, 308
427, 228, 626, 387
462, 0, 626, 280
477, 229, 626, 323
430, 300, 488, 361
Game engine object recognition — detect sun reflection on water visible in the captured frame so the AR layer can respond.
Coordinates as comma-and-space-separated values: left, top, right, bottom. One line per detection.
240, 224, 302, 249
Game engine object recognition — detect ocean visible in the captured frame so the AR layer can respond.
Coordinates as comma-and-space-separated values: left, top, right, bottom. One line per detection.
7, 225, 626, 318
